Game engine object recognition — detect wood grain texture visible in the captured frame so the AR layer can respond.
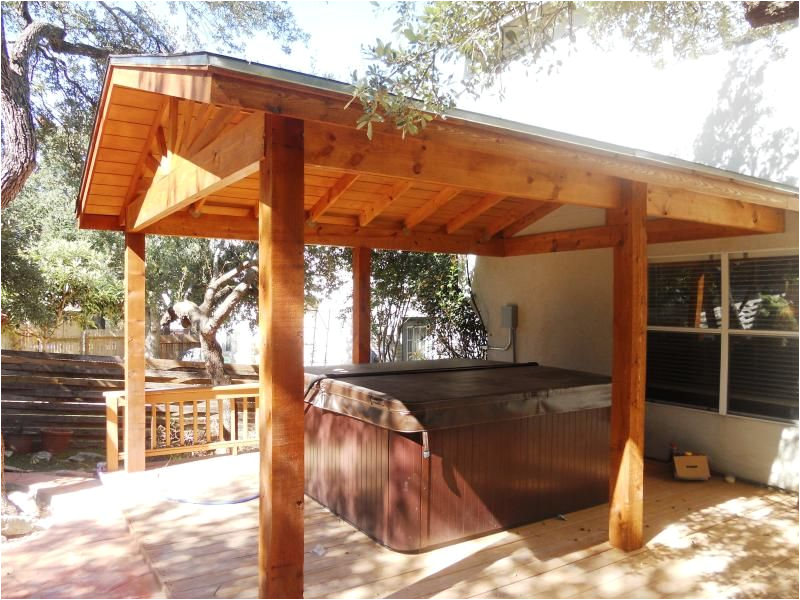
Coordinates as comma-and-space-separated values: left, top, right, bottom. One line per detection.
352, 247, 371, 364
127, 111, 263, 231
304, 123, 622, 209
647, 186, 786, 232
123, 233, 146, 473
501, 201, 563, 238
306, 173, 359, 223
208, 68, 796, 210
503, 225, 623, 256
258, 115, 305, 598
608, 181, 648, 551
445, 193, 505, 234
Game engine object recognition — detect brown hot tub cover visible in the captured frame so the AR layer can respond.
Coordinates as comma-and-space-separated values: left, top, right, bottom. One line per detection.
304, 359, 610, 432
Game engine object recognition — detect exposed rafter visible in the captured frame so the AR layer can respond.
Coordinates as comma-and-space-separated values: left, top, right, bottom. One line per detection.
359, 180, 412, 227
306, 173, 359, 224
404, 187, 460, 231
445, 193, 505, 234
127, 112, 264, 231
502, 202, 563, 238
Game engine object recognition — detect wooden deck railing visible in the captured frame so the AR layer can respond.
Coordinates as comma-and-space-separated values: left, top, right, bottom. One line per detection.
104, 383, 259, 470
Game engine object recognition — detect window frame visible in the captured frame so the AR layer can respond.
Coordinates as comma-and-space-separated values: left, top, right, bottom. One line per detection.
648, 249, 799, 423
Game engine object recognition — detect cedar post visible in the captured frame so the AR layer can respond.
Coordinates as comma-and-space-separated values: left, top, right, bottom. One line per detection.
258, 114, 305, 598
352, 247, 372, 363
608, 180, 648, 551
123, 233, 147, 473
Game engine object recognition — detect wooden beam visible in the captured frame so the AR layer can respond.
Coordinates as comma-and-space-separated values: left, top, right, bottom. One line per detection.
360, 180, 412, 227
258, 115, 305, 599
502, 202, 563, 238
120, 99, 169, 226
123, 233, 146, 473
127, 111, 264, 231
646, 219, 763, 244
306, 223, 505, 255
608, 181, 647, 552
209, 72, 795, 211
352, 247, 372, 363
111, 65, 213, 105
185, 106, 240, 156
304, 122, 622, 209
445, 193, 505, 234
306, 173, 359, 224
404, 187, 461, 231
503, 225, 622, 256
647, 186, 785, 232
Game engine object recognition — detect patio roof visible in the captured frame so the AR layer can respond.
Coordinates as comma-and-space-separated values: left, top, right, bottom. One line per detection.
75, 51, 798, 598
76, 52, 797, 255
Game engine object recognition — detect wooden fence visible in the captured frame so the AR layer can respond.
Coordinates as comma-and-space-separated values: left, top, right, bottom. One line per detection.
1, 350, 257, 450
2, 331, 199, 359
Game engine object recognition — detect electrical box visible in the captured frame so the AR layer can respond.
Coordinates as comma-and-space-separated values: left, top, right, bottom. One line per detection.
502, 304, 518, 329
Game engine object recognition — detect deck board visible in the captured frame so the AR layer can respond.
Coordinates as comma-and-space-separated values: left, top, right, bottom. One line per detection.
101, 453, 798, 599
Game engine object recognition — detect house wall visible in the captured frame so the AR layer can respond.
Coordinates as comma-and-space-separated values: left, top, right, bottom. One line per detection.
473, 210, 799, 490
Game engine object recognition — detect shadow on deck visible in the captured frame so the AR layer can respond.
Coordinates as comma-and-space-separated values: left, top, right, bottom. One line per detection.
100, 453, 798, 599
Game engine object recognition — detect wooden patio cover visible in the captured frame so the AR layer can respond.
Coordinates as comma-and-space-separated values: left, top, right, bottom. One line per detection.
76, 53, 797, 598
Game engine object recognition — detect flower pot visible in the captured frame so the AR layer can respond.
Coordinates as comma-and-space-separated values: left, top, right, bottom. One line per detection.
5, 433, 37, 454
40, 428, 74, 454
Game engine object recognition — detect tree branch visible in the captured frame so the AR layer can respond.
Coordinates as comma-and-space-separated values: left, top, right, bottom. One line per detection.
200, 261, 256, 313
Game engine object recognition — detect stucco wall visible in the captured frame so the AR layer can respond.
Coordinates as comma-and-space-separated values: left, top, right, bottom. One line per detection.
473, 212, 799, 490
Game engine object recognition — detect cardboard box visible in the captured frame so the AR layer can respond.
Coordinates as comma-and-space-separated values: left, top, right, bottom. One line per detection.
673, 455, 710, 481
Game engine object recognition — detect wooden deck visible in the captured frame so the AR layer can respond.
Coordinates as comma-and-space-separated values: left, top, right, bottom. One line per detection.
101, 453, 798, 599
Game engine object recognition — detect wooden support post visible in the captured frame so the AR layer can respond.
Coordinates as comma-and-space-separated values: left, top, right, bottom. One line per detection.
258, 115, 305, 598
352, 247, 372, 363
124, 233, 147, 473
608, 181, 648, 551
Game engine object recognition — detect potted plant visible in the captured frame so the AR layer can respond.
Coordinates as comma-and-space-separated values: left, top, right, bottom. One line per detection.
40, 427, 74, 454
4, 428, 37, 454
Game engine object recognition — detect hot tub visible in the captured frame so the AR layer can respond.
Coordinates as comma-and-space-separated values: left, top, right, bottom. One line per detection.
304, 359, 610, 552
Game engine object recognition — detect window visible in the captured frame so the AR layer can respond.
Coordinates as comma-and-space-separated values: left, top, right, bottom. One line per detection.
647, 253, 798, 422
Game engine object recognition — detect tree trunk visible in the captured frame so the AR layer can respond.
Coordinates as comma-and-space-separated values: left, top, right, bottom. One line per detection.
145, 305, 161, 358
1, 20, 38, 207
199, 328, 233, 442
743, 1, 799, 28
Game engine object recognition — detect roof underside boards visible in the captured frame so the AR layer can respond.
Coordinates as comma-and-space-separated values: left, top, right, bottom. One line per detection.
76, 53, 798, 256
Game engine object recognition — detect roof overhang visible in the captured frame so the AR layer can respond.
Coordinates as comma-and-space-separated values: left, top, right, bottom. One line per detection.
76, 52, 798, 256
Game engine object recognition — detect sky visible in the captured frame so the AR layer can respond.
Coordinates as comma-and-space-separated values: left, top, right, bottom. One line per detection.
240, 1, 798, 186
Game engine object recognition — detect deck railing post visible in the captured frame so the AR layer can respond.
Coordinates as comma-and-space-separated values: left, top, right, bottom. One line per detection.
258, 114, 305, 598
105, 393, 120, 472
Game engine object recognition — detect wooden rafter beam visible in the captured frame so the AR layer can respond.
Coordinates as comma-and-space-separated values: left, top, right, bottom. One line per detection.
119, 98, 168, 226
445, 193, 505, 234
306, 223, 505, 255
503, 225, 623, 256
208, 71, 796, 211
304, 122, 622, 210
359, 180, 412, 227
646, 219, 762, 244
306, 173, 359, 224
185, 106, 240, 156
502, 202, 563, 238
126, 111, 264, 231
482, 202, 541, 240
647, 186, 785, 233
404, 187, 460, 231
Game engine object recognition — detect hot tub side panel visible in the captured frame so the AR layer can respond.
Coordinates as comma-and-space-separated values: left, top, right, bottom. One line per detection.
419, 407, 610, 548
304, 406, 390, 544
306, 405, 610, 552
